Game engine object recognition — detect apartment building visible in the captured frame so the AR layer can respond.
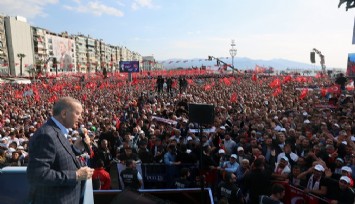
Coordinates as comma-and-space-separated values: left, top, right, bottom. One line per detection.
2, 13, 144, 76
75, 34, 87, 73
86, 36, 98, 73
0, 14, 9, 75
32, 26, 47, 74
4, 16, 34, 76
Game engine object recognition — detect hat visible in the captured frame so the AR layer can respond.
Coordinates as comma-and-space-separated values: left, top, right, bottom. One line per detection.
341, 166, 352, 173
314, 164, 325, 172
281, 156, 289, 162
230, 154, 237, 159
333, 123, 340, 128
187, 136, 193, 141
88, 122, 93, 126
17, 146, 24, 150
280, 128, 286, 132
336, 158, 345, 163
220, 126, 226, 130
218, 149, 225, 154
186, 149, 192, 154
273, 116, 278, 120
340, 176, 351, 184
8, 147, 16, 153
237, 147, 244, 151
304, 120, 311, 124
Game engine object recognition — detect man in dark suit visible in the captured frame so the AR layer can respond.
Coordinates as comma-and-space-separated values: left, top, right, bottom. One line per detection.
26, 97, 94, 204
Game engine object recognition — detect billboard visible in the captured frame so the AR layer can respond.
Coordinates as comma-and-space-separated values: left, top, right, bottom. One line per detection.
119, 61, 140, 73
347, 53, 355, 77
46, 34, 75, 71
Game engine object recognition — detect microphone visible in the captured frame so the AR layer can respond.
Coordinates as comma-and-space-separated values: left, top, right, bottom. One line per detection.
78, 128, 92, 156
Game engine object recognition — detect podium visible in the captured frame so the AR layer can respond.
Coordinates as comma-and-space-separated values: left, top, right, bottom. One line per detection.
0, 167, 94, 204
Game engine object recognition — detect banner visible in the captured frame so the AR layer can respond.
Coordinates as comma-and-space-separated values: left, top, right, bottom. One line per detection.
285, 185, 329, 204
347, 53, 355, 77
119, 61, 140, 73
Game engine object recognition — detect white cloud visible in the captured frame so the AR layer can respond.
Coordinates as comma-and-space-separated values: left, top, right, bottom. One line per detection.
64, 1, 124, 17
0, 0, 58, 18
131, 0, 158, 10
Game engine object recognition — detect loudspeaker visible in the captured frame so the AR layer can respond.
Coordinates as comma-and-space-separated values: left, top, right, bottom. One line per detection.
188, 103, 215, 125
310, 52, 315, 63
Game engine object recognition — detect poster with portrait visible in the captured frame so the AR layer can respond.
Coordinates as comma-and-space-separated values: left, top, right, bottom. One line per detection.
46, 35, 75, 71
119, 61, 140, 73
347, 53, 355, 77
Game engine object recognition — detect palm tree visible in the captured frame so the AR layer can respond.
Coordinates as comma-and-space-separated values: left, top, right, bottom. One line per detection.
17, 53, 26, 76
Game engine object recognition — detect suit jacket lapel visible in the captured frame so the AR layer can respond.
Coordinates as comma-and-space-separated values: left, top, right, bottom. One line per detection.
48, 119, 81, 168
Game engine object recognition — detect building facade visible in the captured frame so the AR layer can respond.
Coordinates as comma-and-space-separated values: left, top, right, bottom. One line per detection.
86, 36, 97, 73
32, 26, 47, 75
2, 13, 144, 77
5, 16, 34, 76
0, 14, 9, 75
142, 56, 163, 71
75, 34, 87, 73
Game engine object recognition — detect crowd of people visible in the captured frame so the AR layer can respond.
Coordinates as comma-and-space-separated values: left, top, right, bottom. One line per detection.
0, 70, 354, 203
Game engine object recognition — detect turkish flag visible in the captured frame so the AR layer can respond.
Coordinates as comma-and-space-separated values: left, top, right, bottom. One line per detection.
328, 84, 341, 95
204, 84, 212, 91
269, 78, 281, 88
14, 91, 23, 99
283, 75, 292, 83
252, 73, 257, 81
299, 88, 308, 100
230, 92, 237, 103
223, 77, 231, 86
320, 88, 328, 97
272, 87, 282, 97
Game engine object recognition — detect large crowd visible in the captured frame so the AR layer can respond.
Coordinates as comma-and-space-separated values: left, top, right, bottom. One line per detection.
0, 70, 354, 203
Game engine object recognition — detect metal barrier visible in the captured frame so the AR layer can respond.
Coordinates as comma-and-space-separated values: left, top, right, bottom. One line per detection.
115, 163, 199, 189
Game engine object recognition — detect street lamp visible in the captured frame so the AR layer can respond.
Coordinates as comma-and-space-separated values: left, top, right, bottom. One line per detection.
17, 53, 26, 76
229, 40, 237, 73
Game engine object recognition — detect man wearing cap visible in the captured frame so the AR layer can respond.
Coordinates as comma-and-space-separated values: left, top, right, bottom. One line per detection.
222, 154, 239, 173
328, 176, 355, 204
277, 143, 298, 168
297, 164, 327, 196
234, 146, 251, 164
340, 166, 354, 187
272, 156, 291, 181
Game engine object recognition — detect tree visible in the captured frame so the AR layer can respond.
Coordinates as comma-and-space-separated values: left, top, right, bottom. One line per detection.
17, 53, 26, 76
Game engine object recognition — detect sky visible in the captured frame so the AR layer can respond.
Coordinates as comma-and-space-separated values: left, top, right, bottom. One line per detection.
0, 0, 354, 69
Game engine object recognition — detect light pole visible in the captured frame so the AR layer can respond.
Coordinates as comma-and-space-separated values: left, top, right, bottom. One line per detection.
229, 40, 237, 73
17, 53, 26, 76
